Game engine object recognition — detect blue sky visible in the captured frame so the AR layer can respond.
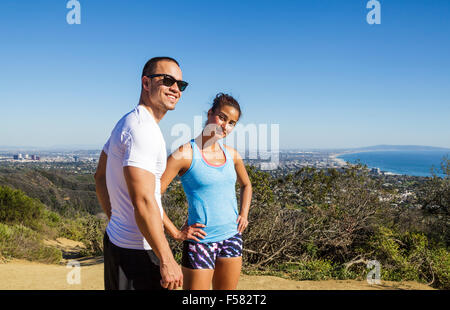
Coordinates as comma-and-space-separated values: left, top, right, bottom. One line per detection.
0, 0, 449, 150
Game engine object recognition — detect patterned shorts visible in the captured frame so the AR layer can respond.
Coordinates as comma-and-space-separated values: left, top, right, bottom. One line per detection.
181, 233, 243, 270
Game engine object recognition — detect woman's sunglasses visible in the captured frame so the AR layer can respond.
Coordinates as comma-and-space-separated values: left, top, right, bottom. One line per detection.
146, 74, 189, 92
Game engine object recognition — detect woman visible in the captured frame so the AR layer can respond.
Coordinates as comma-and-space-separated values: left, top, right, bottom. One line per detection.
161, 93, 252, 290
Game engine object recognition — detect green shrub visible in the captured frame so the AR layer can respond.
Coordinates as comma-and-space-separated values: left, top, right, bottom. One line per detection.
78, 216, 106, 256
0, 186, 45, 230
429, 247, 450, 289
43, 209, 62, 227
58, 218, 86, 241
0, 223, 62, 264
367, 226, 449, 288
57, 215, 107, 257
277, 260, 335, 281
0, 187, 105, 262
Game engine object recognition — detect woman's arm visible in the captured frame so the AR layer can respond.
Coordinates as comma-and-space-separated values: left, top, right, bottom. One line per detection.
161, 144, 206, 241
162, 210, 206, 242
161, 145, 190, 195
226, 146, 253, 233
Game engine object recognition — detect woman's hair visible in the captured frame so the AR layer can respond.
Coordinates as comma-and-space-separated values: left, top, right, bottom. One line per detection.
210, 93, 242, 119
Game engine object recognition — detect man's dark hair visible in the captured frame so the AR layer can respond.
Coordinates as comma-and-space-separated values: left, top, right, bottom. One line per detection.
141, 57, 180, 77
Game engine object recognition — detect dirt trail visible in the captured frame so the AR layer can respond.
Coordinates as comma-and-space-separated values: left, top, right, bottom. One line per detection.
0, 257, 434, 290
43, 238, 86, 259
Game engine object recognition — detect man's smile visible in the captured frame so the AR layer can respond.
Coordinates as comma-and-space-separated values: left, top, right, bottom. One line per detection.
166, 93, 178, 102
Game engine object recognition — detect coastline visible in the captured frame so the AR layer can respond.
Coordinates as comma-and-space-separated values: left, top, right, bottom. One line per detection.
329, 151, 402, 176
328, 150, 448, 177
329, 153, 348, 167
328, 150, 375, 168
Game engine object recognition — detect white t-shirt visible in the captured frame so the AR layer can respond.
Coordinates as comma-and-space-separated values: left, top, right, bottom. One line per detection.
103, 104, 167, 250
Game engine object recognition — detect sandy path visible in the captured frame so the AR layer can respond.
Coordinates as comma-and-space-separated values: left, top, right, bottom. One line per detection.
0, 258, 434, 290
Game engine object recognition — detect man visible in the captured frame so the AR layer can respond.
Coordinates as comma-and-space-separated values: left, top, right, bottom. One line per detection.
94, 57, 188, 290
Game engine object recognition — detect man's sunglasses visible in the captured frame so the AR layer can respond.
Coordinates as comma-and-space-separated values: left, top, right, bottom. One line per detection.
146, 74, 189, 92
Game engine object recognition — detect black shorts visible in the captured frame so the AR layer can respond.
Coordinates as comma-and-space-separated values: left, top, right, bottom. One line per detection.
103, 232, 166, 290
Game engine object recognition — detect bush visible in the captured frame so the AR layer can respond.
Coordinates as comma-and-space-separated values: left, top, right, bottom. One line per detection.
57, 214, 107, 257
243, 164, 388, 269
0, 186, 45, 231
0, 223, 62, 264
162, 179, 188, 263
78, 216, 106, 256
365, 226, 450, 288
58, 218, 86, 241
277, 260, 335, 281
429, 247, 450, 289
0, 184, 106, 262
239, 164, 449, 289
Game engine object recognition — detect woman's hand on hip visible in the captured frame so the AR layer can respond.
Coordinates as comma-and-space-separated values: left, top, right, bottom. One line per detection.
177, 223, 207, 242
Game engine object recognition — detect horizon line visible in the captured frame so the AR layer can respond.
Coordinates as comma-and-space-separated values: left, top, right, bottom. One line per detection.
1, 144, 450, 152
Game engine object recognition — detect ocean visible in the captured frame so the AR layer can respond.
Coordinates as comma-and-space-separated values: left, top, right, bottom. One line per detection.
337, 150, 449, 178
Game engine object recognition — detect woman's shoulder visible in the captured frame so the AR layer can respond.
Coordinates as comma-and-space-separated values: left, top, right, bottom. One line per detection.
222, 144, 242, 162
172, 142, 193, 159
167, 142, 193, 175
180, 141, 193, 151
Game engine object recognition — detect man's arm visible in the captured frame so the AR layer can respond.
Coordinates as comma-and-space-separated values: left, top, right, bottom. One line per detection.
123, 166, 183, 290
94, 151, 111, 220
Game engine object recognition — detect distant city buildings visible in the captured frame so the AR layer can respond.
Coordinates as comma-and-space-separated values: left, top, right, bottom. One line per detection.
0, 150, 102, 171
12, 153, 40, 161
370, 167, 382, 175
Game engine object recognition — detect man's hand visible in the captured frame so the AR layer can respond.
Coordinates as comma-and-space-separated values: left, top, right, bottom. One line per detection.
160, 258, 183, 290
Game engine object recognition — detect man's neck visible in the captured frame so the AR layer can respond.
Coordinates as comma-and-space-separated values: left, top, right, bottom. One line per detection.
138, 97, 166, 123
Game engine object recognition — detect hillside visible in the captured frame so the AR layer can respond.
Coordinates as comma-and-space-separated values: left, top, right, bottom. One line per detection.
0, 184, 106, 264
0, 167, 101, 216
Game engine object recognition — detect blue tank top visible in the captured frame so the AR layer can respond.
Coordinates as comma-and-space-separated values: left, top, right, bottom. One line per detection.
180, 139, 239, 243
